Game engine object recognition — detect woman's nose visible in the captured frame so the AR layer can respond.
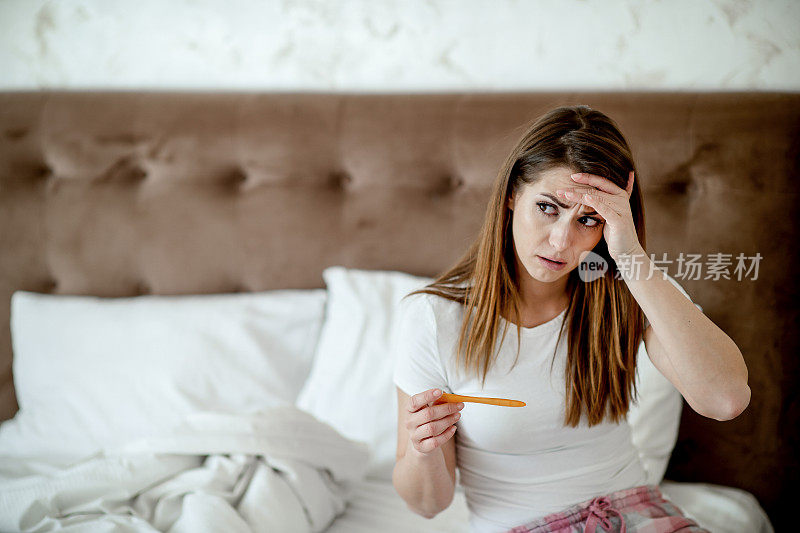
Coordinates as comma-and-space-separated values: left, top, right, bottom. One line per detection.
549, 219, 573, 250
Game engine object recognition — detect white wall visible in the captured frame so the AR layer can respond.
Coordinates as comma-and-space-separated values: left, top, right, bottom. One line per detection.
0, 0, 798, 91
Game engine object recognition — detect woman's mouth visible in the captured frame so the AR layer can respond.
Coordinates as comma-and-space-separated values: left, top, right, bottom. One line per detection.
537, 255, 566, 271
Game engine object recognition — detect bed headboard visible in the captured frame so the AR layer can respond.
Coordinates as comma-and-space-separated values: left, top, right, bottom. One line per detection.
1, 91, 797, 524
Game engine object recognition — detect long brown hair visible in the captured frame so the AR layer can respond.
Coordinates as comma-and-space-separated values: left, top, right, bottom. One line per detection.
407, 105, 647, 427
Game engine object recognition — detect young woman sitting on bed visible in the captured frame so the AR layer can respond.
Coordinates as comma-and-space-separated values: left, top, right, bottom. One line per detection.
391, 105, 750, 533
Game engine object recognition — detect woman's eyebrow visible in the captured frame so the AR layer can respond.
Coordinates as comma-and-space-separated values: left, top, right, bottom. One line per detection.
540, 193, 598, 216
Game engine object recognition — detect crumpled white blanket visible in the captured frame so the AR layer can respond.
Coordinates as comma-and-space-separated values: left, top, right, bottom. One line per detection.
0, 405, 371, 533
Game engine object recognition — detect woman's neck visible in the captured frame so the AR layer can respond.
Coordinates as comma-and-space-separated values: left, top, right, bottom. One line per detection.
505, 282, 570, 329
516, 270, 570, 312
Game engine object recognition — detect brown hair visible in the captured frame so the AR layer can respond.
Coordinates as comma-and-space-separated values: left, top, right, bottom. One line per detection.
406, 105, 646, 427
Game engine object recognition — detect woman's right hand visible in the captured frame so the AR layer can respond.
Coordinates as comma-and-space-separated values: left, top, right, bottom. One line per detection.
405, 388, 465, 455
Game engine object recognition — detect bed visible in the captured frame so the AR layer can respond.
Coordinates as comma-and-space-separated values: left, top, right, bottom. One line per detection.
0, 91, 795, 531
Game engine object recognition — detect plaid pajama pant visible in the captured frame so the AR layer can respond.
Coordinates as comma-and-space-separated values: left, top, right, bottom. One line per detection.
506, 484, 710, 533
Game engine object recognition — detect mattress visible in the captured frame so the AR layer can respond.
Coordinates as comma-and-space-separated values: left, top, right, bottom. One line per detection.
326, 478, 774, 533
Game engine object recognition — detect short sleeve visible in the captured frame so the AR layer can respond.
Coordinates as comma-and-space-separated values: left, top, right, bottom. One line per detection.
643, 273, 704, 330
392, 293, 450, 397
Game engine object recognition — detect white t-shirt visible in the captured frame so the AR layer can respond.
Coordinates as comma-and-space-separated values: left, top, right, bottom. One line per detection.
392, 291, 650, 533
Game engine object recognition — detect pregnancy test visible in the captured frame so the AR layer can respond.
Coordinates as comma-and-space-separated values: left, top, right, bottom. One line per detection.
433, 392, 526, 407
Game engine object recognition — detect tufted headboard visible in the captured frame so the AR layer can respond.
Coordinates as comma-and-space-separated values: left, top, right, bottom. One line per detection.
0, 91, 798, 526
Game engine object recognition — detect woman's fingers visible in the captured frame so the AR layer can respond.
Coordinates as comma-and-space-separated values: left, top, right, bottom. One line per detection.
570, 172, 628, 196
408, 388, 442, 413
406, 388, 463, 454
558, 188, 622, 219
625, 171, 635, 197
558, 187, 596, 202
414, 415, 460, 453
406, 401, 463, 431
419, 410, 461, 439
416, 425, 457, 454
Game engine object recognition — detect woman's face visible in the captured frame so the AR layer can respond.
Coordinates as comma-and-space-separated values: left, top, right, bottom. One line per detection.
507, 166, 607, 283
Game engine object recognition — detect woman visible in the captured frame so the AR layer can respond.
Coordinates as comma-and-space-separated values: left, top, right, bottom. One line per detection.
391, 105, 750, 533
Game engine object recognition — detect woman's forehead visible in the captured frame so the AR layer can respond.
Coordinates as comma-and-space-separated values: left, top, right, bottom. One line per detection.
518, 174, 576, 197
534, 167, 578, 190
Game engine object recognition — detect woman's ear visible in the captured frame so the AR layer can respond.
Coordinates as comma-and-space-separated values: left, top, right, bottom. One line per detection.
507, 193, 515, 211
626, 171, 635, 197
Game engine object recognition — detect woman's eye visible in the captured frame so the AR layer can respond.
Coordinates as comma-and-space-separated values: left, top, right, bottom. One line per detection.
536, 202, 557, 216
580, 217, 602, 228
537, 202, 602, 229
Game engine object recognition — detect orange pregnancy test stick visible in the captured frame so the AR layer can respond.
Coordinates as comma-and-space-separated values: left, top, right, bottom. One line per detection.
434, 392, 526, 407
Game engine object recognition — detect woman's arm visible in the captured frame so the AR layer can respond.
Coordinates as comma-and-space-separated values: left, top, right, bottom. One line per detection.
393, 387, 460, 518
558, 172, 750, 421
620, 246, 751, 421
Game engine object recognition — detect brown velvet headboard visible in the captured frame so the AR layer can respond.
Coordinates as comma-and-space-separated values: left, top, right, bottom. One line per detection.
0, 91, 797, 528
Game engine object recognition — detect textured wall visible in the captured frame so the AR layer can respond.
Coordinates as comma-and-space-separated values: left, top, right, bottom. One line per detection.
0, 0, 798, 91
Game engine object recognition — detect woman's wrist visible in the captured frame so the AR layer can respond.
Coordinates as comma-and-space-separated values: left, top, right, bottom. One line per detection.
394, 437, 454, 518
613, 245, 648, 281
405, 437, 443, 462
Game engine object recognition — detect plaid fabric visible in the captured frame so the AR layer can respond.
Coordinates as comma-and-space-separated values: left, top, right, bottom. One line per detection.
506, 484, 710, 533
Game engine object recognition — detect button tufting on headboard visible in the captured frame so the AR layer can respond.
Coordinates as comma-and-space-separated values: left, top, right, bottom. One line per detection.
224, 167, 248, 189
33, 164, 52, 181
664, 180, 692, 195
4, 128, 28, 141
133, 280, 151, 296
40, 279, 58, 293
99, 158, 147, 184
427, 174, 458, 197
328, 171, 352, 189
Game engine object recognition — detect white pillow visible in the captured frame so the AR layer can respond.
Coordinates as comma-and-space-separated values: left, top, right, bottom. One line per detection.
0, 289, 326, 461
628, 342, 684, 484
296, 266, 433, 480
296, 267, 698, 484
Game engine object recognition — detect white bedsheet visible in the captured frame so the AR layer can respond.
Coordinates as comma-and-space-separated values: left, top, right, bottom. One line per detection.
0, 405, 774, 533
327, 478, 775, 533
0, 406, 370, 533
659, 480, 774, 533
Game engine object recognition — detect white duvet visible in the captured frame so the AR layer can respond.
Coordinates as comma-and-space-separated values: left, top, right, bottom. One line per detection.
0, 406, 370, 533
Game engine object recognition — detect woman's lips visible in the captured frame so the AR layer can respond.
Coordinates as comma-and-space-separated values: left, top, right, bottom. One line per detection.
537, 255, 566, 271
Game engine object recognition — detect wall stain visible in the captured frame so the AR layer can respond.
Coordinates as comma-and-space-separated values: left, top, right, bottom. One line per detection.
34, 3, 56, 57
711, 0, 752, 28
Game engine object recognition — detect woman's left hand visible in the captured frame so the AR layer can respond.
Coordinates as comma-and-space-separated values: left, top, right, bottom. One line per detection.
556, 171, 642, 262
